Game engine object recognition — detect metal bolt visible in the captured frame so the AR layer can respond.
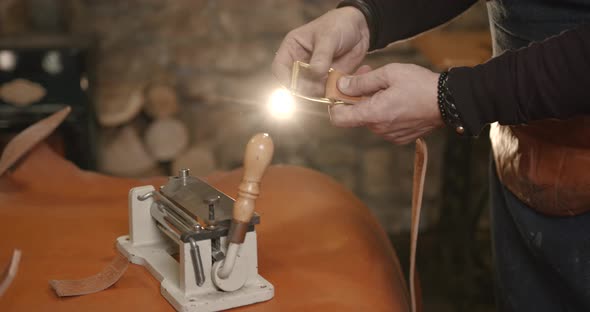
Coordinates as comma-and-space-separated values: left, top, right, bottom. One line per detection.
203, 196, 220, 229
179, 168, 190, 178
193, 223, 203, 232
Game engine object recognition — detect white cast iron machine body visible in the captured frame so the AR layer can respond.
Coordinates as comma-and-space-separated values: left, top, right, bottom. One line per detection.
116, 134, 275, 311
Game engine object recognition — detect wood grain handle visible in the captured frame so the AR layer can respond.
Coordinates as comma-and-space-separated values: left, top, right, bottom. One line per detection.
232, 133, 274, 224
325, 69, 363, 104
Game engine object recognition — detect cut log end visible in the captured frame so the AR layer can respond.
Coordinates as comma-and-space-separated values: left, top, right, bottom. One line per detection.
96, 84, 145, 127
144, 118, 189, 161
172, 145, 216, 177
144, 84, 179, 119
98, 125, 155, 176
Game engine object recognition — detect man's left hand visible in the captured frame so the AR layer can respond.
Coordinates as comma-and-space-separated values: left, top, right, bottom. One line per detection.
329, 63, 444, 145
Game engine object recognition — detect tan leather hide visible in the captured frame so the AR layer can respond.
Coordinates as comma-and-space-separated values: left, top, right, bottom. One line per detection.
0, 143, 414, 311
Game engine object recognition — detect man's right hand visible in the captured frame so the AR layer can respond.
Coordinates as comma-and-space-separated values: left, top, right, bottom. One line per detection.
272, 7, 370, 88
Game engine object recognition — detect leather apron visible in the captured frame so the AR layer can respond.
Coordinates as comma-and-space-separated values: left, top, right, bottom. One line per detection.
488, 0, 590, 216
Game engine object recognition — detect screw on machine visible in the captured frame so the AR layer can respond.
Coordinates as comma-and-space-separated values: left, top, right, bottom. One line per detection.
203, 196, 221, 230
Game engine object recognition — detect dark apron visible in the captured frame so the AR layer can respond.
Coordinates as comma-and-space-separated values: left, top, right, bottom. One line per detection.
488, 1, 590, 310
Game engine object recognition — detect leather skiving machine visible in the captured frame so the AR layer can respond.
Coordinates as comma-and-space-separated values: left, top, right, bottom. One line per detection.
116, 133, 275, 311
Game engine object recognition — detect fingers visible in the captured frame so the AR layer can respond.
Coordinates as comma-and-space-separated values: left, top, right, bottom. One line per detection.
353, 64, 373, 75
309, 34, 338, 76
338, 66, 389, 97
330, 58, 371, 76
368, 123, 402, 135
384, 134, 416, 145
383, 133, 422, 145
271, 60, 291, 88
328, 102, 367, 128
329, 87, 387, 127
272, 35, 311, 87
379, 127, 415, 139
368, 123, 416, 143
381, 127, 434, 145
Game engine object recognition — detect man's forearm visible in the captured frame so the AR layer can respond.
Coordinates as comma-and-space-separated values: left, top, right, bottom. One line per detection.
339, 0, 477, 50
448, 24, 590, 135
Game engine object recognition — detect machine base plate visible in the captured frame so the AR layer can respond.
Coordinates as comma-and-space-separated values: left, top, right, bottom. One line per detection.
116, 235, 274, 312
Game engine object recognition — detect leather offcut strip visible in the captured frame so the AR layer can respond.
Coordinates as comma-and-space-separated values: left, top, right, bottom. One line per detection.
0, 249, 22, 297
49, 252, 129, 297
0, 106, 71, 176
409, 138, 428, 312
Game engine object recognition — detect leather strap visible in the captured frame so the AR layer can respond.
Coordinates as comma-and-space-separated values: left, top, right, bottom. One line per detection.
49, 252, 129, 297
0, 106, 70, 176
410, 138, 427, 312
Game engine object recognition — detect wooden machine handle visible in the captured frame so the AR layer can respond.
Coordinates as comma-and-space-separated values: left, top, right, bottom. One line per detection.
325, 69, 363, 104
229, 133, 274, 243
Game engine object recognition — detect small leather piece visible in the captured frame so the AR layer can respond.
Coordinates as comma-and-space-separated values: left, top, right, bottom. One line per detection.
490, 118, 590, 216
49, 253, 129, 297
325, 69, 363, 104
0, 106, 70, 176
409, 138, 427, 312
0, 78, 47, 107
0, 249, 21, 297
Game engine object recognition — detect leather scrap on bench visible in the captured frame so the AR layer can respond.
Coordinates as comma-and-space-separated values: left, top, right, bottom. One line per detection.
0, 249, 21, 297
49, 252, 129, 297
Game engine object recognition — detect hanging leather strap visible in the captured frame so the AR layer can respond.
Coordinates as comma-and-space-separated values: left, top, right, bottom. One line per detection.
324, 72, 429, 312
410, 138, 427, 312
0, 106, 70, 176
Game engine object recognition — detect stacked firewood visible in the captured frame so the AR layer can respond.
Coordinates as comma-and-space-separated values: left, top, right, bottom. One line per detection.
97, 83, 215, 177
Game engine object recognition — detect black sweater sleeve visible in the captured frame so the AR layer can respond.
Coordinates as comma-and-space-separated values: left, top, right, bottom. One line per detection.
448, 24, 590, 135
340, 0, 477, 50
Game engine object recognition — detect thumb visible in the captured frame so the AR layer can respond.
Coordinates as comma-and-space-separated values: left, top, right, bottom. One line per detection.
309, 35, 338, 76
338, 66, 389, 96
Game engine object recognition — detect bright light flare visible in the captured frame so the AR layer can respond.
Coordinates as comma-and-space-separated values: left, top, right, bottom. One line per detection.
267, 88, 295, 119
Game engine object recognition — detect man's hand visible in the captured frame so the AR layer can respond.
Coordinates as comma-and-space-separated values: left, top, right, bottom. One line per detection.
272, 7, 370, 88
329, 63, 444, 145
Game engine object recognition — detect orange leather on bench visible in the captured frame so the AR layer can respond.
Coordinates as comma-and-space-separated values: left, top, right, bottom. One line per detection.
0, 143, 412, 312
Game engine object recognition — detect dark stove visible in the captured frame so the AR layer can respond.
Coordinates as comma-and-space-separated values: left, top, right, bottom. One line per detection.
0, 35, 97, 170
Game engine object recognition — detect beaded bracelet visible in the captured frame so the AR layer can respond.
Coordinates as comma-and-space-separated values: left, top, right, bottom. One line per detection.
437, 71, 465, 135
